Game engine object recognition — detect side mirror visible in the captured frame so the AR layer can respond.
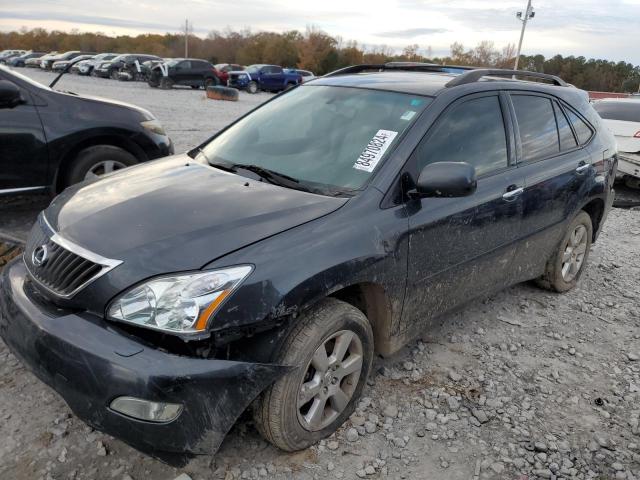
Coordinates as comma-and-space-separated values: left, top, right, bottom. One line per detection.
411, 161, 477, 198
0, 80, 23, 109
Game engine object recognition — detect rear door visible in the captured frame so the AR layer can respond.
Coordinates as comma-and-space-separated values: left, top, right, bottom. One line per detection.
401, 92, 526, 332
507, 93, 595, 280
0, 75, 48, 192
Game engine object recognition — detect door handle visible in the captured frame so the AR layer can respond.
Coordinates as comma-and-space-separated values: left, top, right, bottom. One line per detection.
502, 186, 524, 200
576, 163, 590, 173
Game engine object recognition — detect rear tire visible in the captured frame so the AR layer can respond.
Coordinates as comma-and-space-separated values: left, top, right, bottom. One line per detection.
535, 210, 593, 292
64, 145, 138, 188
253, 298, 373, 452
110, 69, 119, 80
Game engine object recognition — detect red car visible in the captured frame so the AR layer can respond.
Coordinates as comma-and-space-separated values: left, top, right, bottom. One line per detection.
214, 63, 244, 84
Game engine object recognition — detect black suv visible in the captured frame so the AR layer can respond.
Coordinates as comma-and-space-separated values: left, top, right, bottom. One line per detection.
0, 64, 616, 456
147, 58, 220, 89
0, 65, 173, 194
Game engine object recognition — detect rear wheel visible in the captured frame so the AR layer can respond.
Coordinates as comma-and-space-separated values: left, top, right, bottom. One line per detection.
191, 85, 200, 90
535, 210, 593, 292
247, 81, 259, 94
205, 77, 220, 88
253, 298, 373, 451
160, 77, 174, 90
64, 145, 138, 188
110, 69, 119, 80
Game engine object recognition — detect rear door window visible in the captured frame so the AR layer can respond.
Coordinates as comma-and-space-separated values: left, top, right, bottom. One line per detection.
511, 94, 559, 162
553, 102, 578, 151
414, 95, 509, 177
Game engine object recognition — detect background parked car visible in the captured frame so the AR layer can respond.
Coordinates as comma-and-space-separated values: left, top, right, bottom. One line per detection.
286, 68, 315, 82
41, 51, 93, 70
26, 52, 57, 68
52, 55, 95, 73
0, 64, 173, 193
213, 63, 244, 84
94, 54, 160, 80
228, 64, 302, 93
73, 53, 117, 75
594, 98, 640, 188
147, 58, 220, 89
0, 50, 26, 64
138, 58, 171, 81
7, 52, 46, 68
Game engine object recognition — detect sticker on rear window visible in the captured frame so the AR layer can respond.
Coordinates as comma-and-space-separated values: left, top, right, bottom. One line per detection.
353, 130, 399, 173
400, 110, 417, 121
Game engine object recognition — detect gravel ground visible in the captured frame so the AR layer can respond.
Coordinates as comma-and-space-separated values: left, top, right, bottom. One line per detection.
1, 69, 640, 480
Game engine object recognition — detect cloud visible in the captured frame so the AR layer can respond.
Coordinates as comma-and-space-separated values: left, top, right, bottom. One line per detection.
376, 27, 448, 38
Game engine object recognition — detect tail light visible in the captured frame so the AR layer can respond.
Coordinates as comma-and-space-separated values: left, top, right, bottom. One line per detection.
634, 131, 640, 138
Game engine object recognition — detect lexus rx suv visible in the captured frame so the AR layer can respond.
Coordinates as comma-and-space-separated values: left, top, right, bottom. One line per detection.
0, 64, 616, 457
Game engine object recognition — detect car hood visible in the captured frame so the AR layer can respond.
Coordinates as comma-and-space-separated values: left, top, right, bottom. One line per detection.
54, 90, 154, 119
44, 155, 348, 275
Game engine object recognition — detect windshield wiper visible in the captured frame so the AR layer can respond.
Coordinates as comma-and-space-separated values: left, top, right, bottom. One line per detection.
232, 164, 300, 186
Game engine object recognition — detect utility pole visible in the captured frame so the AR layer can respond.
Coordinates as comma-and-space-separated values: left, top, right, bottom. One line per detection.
514, 0, 535, 71
183, 19, 191, 58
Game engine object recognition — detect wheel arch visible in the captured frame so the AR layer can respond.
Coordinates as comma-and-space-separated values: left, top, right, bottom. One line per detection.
328, 282, 395, 356
54, 135, 147, 193
580, 197, 605, 242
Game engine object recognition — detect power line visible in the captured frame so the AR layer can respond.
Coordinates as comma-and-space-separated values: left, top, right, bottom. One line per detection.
514, 0, 535, 70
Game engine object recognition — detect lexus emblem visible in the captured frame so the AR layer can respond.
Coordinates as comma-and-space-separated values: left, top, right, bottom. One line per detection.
32, 245, 49, 267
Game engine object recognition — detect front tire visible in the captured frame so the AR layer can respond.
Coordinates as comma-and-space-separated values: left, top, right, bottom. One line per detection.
64, 145, 138, 188
535, 210, 593, 292
253, 298, 373, 452
247, 81, 259, 94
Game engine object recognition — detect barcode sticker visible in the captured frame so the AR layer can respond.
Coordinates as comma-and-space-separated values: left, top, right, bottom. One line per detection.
353, 130, 399, 173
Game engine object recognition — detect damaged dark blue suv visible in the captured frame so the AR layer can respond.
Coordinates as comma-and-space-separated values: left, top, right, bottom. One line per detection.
0, 64, 616, 456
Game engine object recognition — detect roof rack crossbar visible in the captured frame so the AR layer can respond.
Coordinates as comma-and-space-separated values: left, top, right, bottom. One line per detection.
445, 69, 567, 87
325, 63, 476, 77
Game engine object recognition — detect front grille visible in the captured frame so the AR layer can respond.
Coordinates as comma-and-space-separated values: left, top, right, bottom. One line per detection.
24, 217, 120, 299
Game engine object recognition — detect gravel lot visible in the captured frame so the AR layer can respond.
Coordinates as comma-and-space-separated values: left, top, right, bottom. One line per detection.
2, 69, 640, 480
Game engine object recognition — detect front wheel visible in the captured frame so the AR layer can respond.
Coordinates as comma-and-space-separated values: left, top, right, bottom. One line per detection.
253, 298, 373, 452
247, 81, 259, 94
535, 210, 593, 292
64, 145, 138, 188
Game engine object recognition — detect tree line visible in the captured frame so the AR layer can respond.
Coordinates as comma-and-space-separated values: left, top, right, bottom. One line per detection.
2, 27, 639, 92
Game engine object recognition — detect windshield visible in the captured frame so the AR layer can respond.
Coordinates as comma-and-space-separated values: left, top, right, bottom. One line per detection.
246, 65, 263, 74
200, 85, 431, 192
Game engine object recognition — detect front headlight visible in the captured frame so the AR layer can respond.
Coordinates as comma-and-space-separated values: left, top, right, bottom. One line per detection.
107, 266, 252, 333
141, 119, 167, 136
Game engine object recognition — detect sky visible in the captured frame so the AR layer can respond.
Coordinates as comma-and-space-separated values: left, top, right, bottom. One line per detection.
1, 0, 639, 64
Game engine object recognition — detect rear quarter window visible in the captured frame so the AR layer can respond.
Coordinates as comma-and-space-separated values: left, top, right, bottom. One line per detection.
511, 94, 559, 161
564, 107, 594, 145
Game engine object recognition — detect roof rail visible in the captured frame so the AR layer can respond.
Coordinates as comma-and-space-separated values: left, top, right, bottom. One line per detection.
445, 69, 567, 87
325, 63, 476, 77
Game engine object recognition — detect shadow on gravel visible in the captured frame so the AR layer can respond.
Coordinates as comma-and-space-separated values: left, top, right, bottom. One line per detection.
614, 183, 640, 208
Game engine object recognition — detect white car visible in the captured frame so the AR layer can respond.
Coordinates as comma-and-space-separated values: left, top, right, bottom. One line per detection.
594, 98, 640, 188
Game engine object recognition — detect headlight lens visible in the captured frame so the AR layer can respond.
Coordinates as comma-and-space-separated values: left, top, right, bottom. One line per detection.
107, 266, 252, 333
141, 119, 167, 136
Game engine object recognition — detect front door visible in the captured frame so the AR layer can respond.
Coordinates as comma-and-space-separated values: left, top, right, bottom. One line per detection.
401, 92, 525, 333
0, 77, 48, 192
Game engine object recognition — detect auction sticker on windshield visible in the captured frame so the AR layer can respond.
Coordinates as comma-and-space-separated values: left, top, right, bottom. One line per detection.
353, 129, 398, 173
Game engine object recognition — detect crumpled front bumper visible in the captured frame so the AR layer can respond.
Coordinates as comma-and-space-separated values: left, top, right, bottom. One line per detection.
0, 259, 290, 454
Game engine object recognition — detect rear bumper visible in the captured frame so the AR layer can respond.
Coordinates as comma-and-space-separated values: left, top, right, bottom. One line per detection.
618, 153, 640, 179
0, 260, 289, 454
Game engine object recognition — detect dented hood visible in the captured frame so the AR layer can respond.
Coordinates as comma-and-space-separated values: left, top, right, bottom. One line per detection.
45, 155, 347, 276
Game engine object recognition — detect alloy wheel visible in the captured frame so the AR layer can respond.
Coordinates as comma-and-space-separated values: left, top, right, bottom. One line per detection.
84, 160, 127, 180
561, 224, 588, 282
297, 329, 363, 432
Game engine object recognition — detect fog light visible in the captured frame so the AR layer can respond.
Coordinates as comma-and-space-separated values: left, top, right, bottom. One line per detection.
110, 396, 183, 423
